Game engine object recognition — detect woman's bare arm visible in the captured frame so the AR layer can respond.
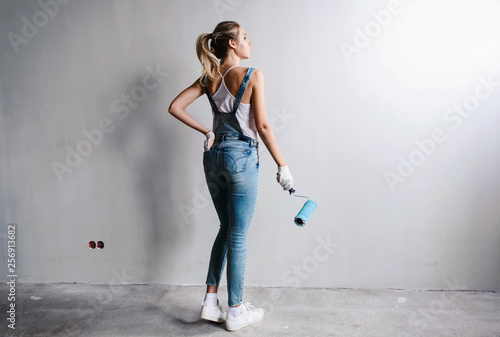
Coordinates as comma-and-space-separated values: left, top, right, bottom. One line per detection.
251, 70, 287, 167
168, 79, 210, 135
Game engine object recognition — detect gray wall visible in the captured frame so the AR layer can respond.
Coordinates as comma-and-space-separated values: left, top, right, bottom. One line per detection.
1, 0, 500, 291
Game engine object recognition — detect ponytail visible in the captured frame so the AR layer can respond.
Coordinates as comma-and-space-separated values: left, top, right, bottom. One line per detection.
196, 33, 221, 85
196, 21, 241, 86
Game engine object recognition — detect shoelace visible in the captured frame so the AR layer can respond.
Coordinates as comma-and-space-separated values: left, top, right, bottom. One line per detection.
243, 302, 257, 311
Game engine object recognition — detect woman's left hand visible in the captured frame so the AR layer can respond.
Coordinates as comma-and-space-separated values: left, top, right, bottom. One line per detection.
277, 164, 293, 191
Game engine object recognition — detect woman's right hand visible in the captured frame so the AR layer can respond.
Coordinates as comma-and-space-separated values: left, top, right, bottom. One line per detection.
204, 130, 215, 151
277, 165, 293, 191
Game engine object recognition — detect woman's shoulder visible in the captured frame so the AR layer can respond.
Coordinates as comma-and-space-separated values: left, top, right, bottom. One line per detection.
241, 66, 262, 76
237, 67, 262, 80
223, 66, 263, 89
231, 65, 258, 73
248, 68, 263, 85
228, 66, 263, 84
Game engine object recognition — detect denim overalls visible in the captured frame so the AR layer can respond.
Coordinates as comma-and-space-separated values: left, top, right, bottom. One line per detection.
203, 67, 258, 307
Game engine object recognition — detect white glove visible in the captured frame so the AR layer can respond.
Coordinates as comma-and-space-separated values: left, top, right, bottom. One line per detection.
204, 130, 215, 151
277, 165, 293, 191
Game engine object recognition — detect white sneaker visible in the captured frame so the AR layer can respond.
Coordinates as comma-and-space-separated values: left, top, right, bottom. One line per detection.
225, 302, 264, 331
200, 299, 226, 323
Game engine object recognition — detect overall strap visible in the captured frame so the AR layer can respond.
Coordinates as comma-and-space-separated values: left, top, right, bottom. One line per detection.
203, 77, 221, 114
232, 67, 255, 114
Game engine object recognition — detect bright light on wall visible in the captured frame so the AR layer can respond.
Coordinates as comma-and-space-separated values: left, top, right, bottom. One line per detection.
405, 0, 500, 64
379, 0, 500, 88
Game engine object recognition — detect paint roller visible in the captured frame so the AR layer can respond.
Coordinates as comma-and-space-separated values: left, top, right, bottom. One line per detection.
288, 188, 317, 227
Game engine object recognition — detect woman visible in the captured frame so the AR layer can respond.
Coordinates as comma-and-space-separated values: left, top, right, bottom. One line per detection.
168, 21, 293, 331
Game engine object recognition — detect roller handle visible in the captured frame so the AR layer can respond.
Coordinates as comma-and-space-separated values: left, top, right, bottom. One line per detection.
289, 188, 308, 199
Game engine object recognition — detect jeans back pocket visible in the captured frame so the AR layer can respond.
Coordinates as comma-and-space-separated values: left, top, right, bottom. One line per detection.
224, 148, 250, 173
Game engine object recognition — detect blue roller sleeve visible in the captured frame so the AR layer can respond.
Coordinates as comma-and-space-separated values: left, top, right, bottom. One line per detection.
294, 199, 317, 227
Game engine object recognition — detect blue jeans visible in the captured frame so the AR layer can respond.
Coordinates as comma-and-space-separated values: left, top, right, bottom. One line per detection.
203, 133, 259, 307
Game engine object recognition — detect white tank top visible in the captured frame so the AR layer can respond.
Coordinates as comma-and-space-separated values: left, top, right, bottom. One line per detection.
211, 65, 258, 140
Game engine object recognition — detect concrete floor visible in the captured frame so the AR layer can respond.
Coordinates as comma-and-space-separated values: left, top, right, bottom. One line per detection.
1, 283, 499, 337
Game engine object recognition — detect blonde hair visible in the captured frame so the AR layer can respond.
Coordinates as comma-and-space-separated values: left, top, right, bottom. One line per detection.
196, 21, 240, 86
